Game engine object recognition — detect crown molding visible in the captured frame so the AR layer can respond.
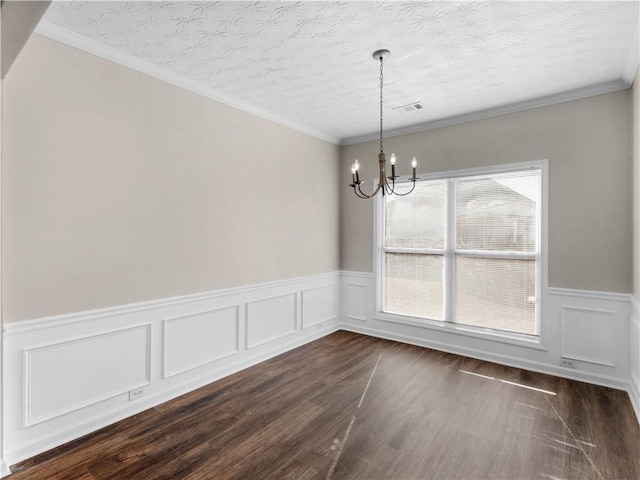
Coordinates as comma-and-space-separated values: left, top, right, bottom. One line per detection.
341, 79, 631, 146
33, 21, 637, 149
34, 21, 341, 146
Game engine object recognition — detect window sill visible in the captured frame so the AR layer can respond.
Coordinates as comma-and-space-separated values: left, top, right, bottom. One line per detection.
374, 312, 548, 351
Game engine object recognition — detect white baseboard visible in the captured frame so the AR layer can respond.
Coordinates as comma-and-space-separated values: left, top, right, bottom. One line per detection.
3, 272, 340, 466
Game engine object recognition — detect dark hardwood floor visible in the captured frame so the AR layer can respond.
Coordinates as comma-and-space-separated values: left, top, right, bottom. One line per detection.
9, 331, 640, 479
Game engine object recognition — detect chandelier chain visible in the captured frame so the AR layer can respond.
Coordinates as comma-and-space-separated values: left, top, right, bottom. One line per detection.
379, 55, 384, 154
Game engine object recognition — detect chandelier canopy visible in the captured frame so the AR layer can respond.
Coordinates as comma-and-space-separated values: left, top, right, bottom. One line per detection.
349, 49, 418, 199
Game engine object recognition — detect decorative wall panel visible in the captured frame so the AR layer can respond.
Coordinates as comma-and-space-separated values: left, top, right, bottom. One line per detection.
246, 293, 297, 349
630, 299, 640, 420
24, 325, 151, 426
345, 283, 367, 321
163, 306, 239, 378
301, 285, 338, 329
560, 306, 616, 366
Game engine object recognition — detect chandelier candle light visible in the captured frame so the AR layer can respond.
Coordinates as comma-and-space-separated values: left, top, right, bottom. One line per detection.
349, 49, 418, 199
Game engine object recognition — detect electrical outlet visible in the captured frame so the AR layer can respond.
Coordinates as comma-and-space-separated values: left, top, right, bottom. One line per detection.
560, 358, 576, 369
129, 387, 145, 401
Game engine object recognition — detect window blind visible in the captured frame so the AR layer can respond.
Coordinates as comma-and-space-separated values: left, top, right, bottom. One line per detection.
455, 171, 538, 253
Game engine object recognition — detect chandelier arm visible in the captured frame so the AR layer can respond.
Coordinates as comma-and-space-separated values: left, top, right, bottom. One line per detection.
350, 170, 386, 198
384, 179, 394, 195
353, 190, 367, 199
387, 176, 398, 195
365, 181, 384, 198
355, 183, 374, 199
349, 182, 368, 198
389, 180, 418, 197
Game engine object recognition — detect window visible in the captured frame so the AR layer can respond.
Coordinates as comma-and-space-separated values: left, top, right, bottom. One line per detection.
378, 162, 544, 338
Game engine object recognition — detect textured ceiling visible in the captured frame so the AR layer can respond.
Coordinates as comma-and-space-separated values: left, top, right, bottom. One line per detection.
39, 1, 640, 144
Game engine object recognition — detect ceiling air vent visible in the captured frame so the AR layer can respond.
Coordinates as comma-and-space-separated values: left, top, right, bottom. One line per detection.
392, 102, 425, 114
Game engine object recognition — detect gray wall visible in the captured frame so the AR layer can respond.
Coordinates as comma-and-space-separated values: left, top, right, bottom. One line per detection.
0, 1, 50, 78
634, 68, 640, 301
2, 34, 341, 322
3, 32, 635, 322
341, 90, 633, 294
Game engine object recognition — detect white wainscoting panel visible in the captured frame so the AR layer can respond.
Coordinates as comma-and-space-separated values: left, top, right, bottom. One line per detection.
4, 270, 637, 469
246, 293, 297, 349
344, 283, 368, 322
301, 284, 338, 329
163, 306, 239, 379
560, 306, 615, 366
25, 324, 151, 427
631, 297, 640, 423
3, 272, 340, 467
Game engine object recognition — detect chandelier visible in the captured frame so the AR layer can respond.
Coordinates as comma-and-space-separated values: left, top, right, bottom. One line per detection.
349, 49, 418, 199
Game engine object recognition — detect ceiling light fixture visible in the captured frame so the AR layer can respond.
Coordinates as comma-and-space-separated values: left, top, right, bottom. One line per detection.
349, 49, 418, 199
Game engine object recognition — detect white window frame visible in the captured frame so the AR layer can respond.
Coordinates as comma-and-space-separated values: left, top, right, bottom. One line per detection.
374, 159, 549, 349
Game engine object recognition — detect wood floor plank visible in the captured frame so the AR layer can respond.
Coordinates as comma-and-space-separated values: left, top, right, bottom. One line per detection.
9, 331, 640, 479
